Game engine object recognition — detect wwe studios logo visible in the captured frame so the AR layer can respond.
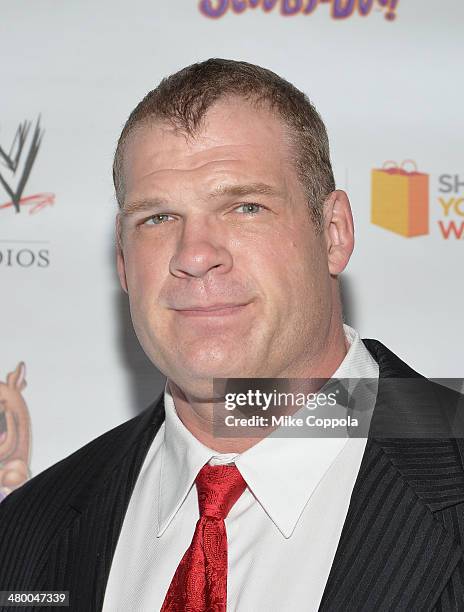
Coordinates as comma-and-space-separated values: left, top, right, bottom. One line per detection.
0, 116, 54, 214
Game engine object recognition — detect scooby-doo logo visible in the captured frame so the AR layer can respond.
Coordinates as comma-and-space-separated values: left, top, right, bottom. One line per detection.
0, 116, 55, 215
0, 363, 31, 502
199, 0, 399, 20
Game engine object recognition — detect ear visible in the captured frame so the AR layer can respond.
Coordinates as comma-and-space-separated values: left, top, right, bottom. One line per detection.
322, 190, 354, 275
6, 362, 26, 391
116, 214, 128, 294
16, 362, 26, 391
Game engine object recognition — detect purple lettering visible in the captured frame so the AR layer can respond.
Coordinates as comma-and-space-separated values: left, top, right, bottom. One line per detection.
281, 0, 302, 15
385, 0, 399, 21
232, 0, 247, 11
358, 0, 374, 15
303, 0, 318, 14
263, 0, 279, 10
199, 0, 229, 18
332, 0, 355, 18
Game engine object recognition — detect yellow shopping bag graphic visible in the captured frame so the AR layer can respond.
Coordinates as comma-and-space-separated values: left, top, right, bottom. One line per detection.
371, 160, 429, 237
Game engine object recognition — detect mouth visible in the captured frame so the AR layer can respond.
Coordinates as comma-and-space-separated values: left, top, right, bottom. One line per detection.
173, 303, 251, 318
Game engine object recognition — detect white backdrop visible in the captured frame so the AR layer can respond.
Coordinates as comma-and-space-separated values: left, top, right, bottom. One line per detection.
1, 0, 463, 488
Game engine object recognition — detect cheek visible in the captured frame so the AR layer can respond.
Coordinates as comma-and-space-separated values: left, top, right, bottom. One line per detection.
243, 237, 304, 304
273, 234, 328, 301
124, 243, 165, 297
271, 234, 311, 276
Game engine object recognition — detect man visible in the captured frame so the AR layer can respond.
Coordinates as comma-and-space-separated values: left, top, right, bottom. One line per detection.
0, 58, 463, 611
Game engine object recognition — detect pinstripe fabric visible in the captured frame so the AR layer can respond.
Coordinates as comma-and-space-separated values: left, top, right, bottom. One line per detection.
318, 439, 463, 611
0, 339, 463, 611
0, 400, 165, 611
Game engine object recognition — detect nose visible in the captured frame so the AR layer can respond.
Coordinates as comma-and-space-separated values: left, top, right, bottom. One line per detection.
169, 218, 233, 279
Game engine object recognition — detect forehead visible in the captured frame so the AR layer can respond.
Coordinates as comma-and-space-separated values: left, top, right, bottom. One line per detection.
121, 98, 297, 199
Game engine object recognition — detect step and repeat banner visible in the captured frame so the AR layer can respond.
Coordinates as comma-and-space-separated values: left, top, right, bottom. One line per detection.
1, 0, 463, 500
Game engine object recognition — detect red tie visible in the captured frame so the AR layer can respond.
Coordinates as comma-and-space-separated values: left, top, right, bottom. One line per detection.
161, 464, 247, 612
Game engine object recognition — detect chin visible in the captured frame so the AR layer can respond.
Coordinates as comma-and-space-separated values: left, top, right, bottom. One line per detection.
184, 361, 238, 381
180, 348, 248, 381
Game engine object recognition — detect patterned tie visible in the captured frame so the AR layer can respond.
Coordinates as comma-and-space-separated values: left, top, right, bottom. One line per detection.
161, 464, 247, 612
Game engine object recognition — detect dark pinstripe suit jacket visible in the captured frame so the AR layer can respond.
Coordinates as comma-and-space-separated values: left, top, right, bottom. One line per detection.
1, 339, 464, 612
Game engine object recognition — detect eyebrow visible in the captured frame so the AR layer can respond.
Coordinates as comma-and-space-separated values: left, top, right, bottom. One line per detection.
122, 182, 282, 215
207, 182, 281, 199
121, 197, 165, 216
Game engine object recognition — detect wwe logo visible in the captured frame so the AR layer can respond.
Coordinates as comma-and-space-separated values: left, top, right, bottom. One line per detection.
0, 116, 53, 214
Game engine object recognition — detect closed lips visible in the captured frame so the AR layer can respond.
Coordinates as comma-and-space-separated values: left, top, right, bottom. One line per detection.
175, 303, 247, 311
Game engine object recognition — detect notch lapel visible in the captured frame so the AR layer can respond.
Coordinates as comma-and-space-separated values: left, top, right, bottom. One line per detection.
320, 339, 464, 611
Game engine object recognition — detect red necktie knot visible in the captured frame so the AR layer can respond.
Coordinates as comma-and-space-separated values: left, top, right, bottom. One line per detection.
196, 464, 246, 520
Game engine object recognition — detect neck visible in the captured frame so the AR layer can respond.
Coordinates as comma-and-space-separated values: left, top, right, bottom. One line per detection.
168, 321, 349, 454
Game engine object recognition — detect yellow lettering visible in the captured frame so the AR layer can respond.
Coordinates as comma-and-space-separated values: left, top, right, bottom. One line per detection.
438, 197, 455, 216
454, 198, 464, 216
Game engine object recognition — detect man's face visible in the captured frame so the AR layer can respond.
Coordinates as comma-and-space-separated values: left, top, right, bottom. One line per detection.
117, 98, 335, 396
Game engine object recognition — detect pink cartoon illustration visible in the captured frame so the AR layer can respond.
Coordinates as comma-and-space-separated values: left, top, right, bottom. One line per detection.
0, 362, 31, 502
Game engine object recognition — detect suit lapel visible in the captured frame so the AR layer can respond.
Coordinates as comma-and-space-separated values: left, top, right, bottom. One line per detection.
32, 394, 166, 612
319, 438, 463, 611
319, 339, 464, 611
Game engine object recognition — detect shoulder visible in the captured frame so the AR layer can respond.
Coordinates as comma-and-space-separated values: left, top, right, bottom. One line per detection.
362, 338, 464, 510
0, 395, 165, 527
363, 337, 462, 405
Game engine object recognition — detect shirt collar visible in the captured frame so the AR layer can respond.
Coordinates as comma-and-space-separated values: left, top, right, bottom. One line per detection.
158, 324, 379, 538
157, 385, 215, 536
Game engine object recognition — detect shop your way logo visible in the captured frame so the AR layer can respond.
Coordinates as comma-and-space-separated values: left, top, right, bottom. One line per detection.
0, 116, 54, 215
199, 0, 399, 20
371, 160, 464, 240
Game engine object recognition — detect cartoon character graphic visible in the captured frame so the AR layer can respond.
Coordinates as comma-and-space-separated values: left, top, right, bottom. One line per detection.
0, 362, 31, 501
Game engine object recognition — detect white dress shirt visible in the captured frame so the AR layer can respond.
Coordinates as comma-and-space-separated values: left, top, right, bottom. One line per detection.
103, 324, 379, 612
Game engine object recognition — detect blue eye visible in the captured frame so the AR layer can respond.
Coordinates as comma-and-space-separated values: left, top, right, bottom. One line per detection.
235, 203, 263, 215
142, 204, 264, 226
145, 214, 172, 225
